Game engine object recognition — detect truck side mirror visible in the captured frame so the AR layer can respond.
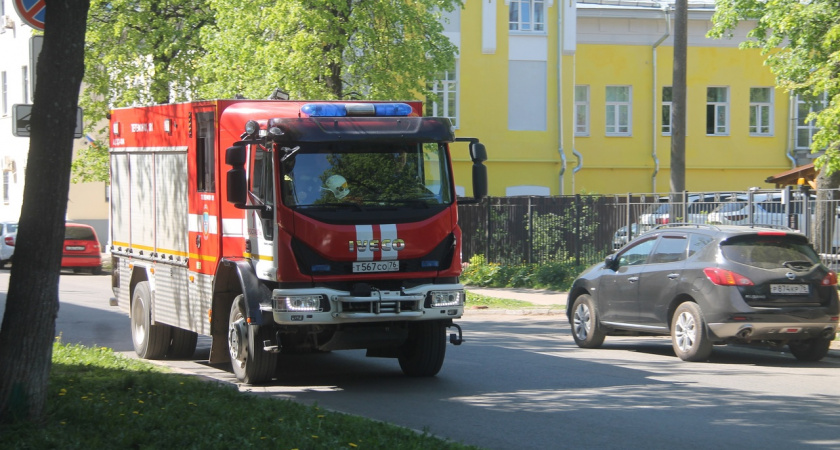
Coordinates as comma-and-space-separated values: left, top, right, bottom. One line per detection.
470, 142, 487, 163
470, 142, 487, 200
472, 163, 487, 200
226, 145, 248, 206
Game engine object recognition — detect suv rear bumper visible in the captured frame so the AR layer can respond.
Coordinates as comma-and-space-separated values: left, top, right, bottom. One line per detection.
708, 319, 837, 342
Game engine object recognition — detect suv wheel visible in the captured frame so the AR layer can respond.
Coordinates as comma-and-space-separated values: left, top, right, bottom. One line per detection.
671, 302, 712, 362
788, 338, 831, 362
570, 294, 605, 348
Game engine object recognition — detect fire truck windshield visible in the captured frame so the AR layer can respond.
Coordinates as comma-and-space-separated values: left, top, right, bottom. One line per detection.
281, 142, 453, 209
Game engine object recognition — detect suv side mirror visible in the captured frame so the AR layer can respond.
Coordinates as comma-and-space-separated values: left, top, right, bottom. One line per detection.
604, 254, 618, 270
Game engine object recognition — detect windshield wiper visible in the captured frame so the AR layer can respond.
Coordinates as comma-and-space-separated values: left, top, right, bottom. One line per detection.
378, 199, 432, 208
782, 260, 816, 270
297, 202, 364, 211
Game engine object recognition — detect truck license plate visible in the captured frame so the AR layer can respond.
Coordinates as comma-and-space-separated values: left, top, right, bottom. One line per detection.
352, 261, 399, 273
770, 284, 809, 295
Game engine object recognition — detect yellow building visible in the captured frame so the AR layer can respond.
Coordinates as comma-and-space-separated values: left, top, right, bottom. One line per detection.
439, 0, 820, 196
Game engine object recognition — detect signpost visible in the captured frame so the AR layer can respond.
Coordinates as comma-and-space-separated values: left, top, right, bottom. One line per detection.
12, 104, 83, 139
13, 0, 46, 31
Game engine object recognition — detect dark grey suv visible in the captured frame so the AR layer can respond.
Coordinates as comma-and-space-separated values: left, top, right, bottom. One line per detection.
567, 224, 839, 362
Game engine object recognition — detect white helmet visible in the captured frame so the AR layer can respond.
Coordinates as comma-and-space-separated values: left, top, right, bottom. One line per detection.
323, 174, 349, 199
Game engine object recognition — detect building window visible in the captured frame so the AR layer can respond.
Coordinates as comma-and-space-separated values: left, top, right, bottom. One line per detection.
749, 87, 773, 136
428, 66, 458, 128
662, 86, 672, 136
574, 85, 589, 136
1, 71, 7, 116
706, 87, 729, 135
22, 66, 29, 104
509, 0, 545, 32
605, 85, 631, 136
795, 93, 827, 150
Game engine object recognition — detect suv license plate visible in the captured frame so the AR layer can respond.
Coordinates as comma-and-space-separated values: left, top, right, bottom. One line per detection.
770, 284, 810, 295
352, 261, 399, 273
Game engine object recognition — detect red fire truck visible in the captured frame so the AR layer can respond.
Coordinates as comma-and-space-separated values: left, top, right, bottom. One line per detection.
109, 100, 487, 384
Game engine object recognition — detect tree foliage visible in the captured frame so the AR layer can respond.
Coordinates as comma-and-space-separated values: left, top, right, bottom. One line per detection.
71, 140, 110, 184
83, 0, 215, 129
709, 0, 840, 173
197, 0, 460, 100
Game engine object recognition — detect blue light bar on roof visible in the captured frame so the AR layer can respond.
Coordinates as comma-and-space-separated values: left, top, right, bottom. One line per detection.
300, 102, 413, 117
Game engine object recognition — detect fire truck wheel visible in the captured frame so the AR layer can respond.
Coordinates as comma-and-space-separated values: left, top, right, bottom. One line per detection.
131, 281, 171, 359
228, 295, 277, 384
398, 320, 446, 377
167, 327, 198, 359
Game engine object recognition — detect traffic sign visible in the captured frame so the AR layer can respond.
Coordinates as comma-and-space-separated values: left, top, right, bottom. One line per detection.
13, 0, 46, 31
12, 104, 83, 139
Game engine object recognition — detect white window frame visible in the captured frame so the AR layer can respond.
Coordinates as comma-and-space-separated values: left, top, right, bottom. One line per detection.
21, 66, 29, 104
795, 93, 827, 150
3, 172, 9, 205
509, 0, 546, 33
1, 71, 7, 116
749, 87, 773, 136
605, 85, 632, 136
574, 85, 589, 137
428, 64, 459, 129
706, 86, 729, 136
662, 86, 672, 136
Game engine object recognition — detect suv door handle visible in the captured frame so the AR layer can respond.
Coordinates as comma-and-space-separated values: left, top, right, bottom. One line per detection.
668, 273, 679, 280
628, 276, 639, 282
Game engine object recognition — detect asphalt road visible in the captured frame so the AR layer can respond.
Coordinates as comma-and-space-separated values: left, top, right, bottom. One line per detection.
3, 271, 840, 449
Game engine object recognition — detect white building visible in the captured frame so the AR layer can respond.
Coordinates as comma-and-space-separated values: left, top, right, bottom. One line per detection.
0, 0, 108, 243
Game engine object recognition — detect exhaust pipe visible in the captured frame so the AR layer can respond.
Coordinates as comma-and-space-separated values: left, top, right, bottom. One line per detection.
736, 326, 753, 339
821, 328, 836, 339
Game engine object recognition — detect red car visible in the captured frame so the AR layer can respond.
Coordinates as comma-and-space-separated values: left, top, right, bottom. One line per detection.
62, 223, 103, 275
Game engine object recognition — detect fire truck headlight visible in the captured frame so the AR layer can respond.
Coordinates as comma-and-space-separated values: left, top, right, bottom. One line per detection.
429, 290, 464, 308
273, 295, 322, 312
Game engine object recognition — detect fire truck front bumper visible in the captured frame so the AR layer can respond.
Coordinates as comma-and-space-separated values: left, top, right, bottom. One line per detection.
267, 284, 465, 325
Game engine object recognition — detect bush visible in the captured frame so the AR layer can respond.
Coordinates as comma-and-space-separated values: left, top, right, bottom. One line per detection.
461, 254, 585, 291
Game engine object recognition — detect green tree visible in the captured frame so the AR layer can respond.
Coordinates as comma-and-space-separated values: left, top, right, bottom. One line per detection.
709, 0, 840, 169
70, 139, 109, 183
0, 0, 90, 422
198, 0, 460, 100
709, 0, 840, 250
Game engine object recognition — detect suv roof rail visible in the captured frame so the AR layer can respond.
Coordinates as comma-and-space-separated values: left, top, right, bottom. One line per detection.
652, 223, 721, 231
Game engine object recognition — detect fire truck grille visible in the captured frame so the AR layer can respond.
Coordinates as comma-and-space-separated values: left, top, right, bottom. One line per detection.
340, 300, 421, 314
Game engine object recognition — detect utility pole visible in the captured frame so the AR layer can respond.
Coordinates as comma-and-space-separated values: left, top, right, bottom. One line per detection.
670, 0, 687, 213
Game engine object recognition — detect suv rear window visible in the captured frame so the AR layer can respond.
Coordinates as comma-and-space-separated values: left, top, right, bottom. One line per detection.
721, 235, 819, 269
65, 226, 96, 241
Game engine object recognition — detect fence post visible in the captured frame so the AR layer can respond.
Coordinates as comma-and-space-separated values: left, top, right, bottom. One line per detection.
527, 197, 533, 264
485, 197, 491, 261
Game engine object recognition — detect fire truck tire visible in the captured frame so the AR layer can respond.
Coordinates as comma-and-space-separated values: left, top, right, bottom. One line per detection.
131, 281, 171, 359
228, 295, 277, 384
167, 327, 198, 359
398, 320, 446, 377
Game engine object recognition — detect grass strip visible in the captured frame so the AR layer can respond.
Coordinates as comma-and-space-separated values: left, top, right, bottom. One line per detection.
0, 342, 479, 450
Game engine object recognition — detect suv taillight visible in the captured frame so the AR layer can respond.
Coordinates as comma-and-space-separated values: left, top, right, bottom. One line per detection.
703, 268, 754, 286
822, 271, 838, 286
656, 217, 669, 225
5, 236, 14, 247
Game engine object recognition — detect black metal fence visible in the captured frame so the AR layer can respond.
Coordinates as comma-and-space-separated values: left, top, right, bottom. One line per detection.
458, 187, 840, 268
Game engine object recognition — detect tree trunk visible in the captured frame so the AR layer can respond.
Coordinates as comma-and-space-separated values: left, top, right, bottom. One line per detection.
0, 0, 90, 423
813, 168, 840, 254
